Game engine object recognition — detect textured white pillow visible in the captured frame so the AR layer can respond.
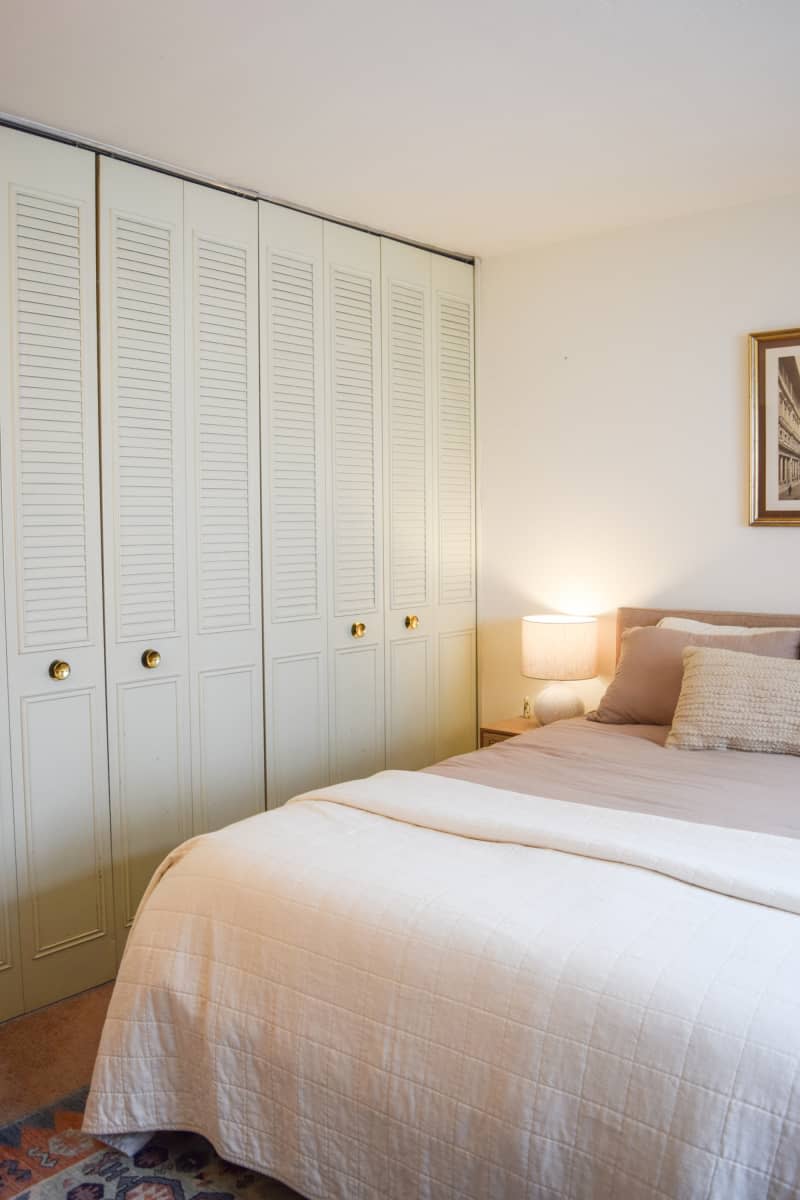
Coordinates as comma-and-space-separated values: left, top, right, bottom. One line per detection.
657, 617, 793, 635
667, 646, 800, 755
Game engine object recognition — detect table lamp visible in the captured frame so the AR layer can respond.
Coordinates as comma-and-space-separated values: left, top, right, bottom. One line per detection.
521, 614, 598, 724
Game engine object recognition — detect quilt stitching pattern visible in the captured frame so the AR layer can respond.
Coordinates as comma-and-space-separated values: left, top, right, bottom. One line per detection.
85, 775, 800, 1199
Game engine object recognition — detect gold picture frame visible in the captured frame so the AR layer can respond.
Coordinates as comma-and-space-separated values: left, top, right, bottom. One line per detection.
749, 327, 800, 525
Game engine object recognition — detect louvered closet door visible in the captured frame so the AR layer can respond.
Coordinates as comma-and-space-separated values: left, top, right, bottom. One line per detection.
381, 240, 435, 770
260, 203, 328, 806
432, 255, 476, 759
99, 158, 191, 949
324, 224, 384, 782
184, 184, 263, 831
0, 549, 19, 1019
0, 128, 115, 1011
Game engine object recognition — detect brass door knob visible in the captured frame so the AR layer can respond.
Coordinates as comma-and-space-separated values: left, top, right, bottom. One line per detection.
142, 649, 161, 669
49, 660, 71, 681
351, 622, 366, 639
405, 614, 420, 630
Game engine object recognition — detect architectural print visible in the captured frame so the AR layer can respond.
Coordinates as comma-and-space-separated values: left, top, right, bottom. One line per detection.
750, 328, 800, 525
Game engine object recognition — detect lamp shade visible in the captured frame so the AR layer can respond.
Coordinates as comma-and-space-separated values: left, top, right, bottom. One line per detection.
521, 614, 598, 681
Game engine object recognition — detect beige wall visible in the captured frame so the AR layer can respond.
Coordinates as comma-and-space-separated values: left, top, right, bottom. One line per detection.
477, 193, 800, 722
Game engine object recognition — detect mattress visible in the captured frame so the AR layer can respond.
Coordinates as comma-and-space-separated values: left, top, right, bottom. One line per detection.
83, 721, 800, 1199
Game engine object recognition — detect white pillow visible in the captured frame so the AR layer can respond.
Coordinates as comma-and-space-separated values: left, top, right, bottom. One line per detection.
657, 617, 794, 635
668, 646, 800, 755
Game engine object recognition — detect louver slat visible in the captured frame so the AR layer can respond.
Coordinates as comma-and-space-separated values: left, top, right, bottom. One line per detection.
113, 216, 177, 638
389, 282, 427, 608
269, 255, 319, 620
438, 296, 474, 604
15, 193, 89, 648
196, 238, 252, 631
332, 269, 376, 614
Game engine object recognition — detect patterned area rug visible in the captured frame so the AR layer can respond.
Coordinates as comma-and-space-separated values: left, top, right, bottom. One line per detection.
0, 1090, 299, 1200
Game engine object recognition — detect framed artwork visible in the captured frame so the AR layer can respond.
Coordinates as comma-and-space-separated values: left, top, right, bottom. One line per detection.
750, 327, 800, 525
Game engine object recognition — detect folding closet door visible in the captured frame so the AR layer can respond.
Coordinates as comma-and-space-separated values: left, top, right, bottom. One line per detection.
260, 202, 328, 807
324, 223, 385, 783
184, 183, 263, 832
0, 127, 115, 1011
381, 239, 436, 769
0, 555, 20, 1019
432, 254, 476, 759
99, 158, 192, 947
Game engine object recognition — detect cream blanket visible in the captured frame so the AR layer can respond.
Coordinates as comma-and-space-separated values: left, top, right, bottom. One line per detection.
84, 771, 800, 1199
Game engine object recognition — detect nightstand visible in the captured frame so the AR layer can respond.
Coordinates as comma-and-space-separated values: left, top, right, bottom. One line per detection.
479, 716, 539, 747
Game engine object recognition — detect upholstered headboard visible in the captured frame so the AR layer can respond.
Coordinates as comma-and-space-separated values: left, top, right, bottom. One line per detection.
616, 607, 800, 661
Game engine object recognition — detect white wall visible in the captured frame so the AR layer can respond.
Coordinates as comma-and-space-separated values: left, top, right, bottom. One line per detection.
477, 192, 800, 722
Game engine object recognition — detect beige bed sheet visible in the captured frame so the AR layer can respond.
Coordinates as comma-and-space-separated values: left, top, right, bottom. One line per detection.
428, 717, 800, 839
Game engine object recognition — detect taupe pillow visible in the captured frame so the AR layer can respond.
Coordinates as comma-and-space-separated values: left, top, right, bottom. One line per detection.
588, 625, 800, 726
668, 647, 800, 755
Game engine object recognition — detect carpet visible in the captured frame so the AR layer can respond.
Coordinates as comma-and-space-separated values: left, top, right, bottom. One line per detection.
0, 1089, 299, 1200
0, 985, 113, 1126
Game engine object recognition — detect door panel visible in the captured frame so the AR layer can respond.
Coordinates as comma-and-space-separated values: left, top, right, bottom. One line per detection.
381, 240, 435, 768
21, 691, 104, 954
325, 224, 384, 781
99, 158, 192, 950
332, 645, 382, 782
184, 184, 263, 832
435, 268, 475, 609
114, 677, 185, 927
270, 652, 327, 802
20, 688, 114, 1009
386, 636, 433, 770
330, 265, 379, 619
0, 127, 115, 1011
260, 202, 328, 806
432, 255, 477, 759
437, 628, 477, 760
385, 257, 432, 612
197, 667, 261, 828
113, 212, 181, 640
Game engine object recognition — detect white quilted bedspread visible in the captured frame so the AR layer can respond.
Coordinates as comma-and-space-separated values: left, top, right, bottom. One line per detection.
84, 771, 800, 1199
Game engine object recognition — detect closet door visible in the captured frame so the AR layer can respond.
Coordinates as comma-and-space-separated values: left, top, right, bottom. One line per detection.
0, 128, 115, 1010
260, 203, 328, 807
0, 134, 23, 1016
0, 501, 20, 1018
99, 159, 192, 947
184, 184, 263, 831
432, 255, 477, 759
0, 549, 20, 1019
324, 224, 384, 783
381, 240, 435, 769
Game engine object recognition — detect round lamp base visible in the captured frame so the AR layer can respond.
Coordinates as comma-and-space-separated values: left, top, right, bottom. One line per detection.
533, 683, 585, 726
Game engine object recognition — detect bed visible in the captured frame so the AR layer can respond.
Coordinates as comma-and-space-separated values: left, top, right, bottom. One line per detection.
84, 608, 800, 1199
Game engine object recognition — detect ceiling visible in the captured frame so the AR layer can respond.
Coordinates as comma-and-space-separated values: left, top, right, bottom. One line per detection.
2, 0, 799, 258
